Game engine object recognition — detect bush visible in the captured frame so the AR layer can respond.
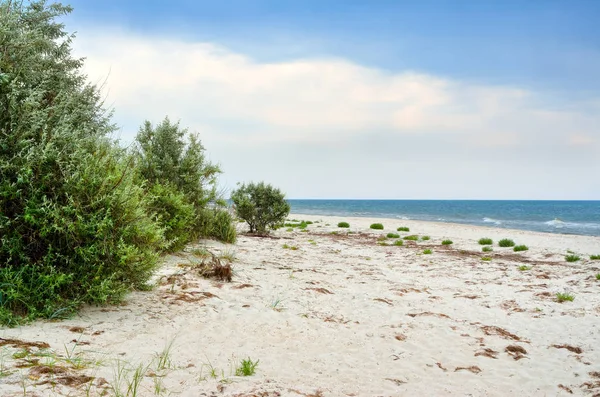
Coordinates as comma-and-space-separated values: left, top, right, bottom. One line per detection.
441, 240, 453, 245
393, 240, 404, 246
482, 246, 493, 253
565, 254, 580, 263
397, 227, 410, 232
337, 222, 350, 228
556, 292, 574, 303
421, 236, 431, 241
478, 238, 493, 245
403, 235, 419, 241
370, 223, 384, 230
590, 255, 600, 260
498, 239, 515, 247
231, 182, 290, 234
0, 3, 166, 325
423, 249, 432, 254
513, 245, 529, 252
386, 233, 400, 238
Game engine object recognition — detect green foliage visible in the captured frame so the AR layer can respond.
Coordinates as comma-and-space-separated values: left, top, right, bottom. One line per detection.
498, 239, 515, 247
518, 265, 531, 271
421, 236, 430, 241
481, 257, 492, 261
231, 182, 290, 234
422, 249, 432, 254
370, 223, 384, 230
478, 238, 493, 245
482, 246, 493, 252
0, 2, 165, 325
147, 183, 195, 252
513, 245, 529, 252
596, 274, 600, 280
403, 235, 419, 241
565, 254, 580, 262
337, 222, 350, 228
393, 240, 404, 246
397, 227, 410, 232
235, 358, 259, 376
441, 239, 453, 245
556, 292, 574, 303
590, 255, 600, 260
386, 233, 400, 238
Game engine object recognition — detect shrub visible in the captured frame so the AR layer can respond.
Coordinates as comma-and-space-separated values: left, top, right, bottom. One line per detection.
565, 254, 580, 262
393, 240, 404, 246
518, 265, 531, 271
498, 239, 515, 247
386, 233, 400, 238
556, 292, 574, 303
231, 182, 290, 234
235, 358, 259, 377
441, 240, 453, 245
478, 238, 493, 245
397, 227, 410, 232
482, 246, 493, 253
421, 236, 431, 241
337, 222, 350, 228
370, 223, 384, 230
423, 249, 432, 255
403, 235, 419, 241
596, 274, 600, 280
590, 255, 600, 260
513, 245, 528, 252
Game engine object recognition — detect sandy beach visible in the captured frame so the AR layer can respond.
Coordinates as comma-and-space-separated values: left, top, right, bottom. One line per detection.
1, 214, 600, 396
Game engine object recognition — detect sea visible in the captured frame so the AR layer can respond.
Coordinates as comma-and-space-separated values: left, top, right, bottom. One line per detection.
287, 200, 600, 237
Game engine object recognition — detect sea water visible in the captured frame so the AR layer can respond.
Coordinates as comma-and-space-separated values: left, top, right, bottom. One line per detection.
287, 200, 600, 237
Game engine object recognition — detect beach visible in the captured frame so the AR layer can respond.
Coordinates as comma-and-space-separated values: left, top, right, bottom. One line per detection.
1, 214, 600, 396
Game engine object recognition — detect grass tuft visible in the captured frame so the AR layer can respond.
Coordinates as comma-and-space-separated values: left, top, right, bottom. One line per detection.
421, 236, 430, 241
518, 265, 531, 271
596, 274, 600, 280
565, 254, 580, 262
397, 227, 410, 232
422, 249, 432, 255
482, 246, 493, 253
393, 240, 404, 246
478, 237, 493, 245
481, 257, 492, 261
386, 233, 400, 239
441, 239, 453, 245
590, 255, 600, 260
403, 235, 419, 241
370, 223, 384, 230
556, 292, 575, 303
498, 239, 515, 247
235, 357, 259, 376
513, 245, 529, 252
337, 222, 350, 228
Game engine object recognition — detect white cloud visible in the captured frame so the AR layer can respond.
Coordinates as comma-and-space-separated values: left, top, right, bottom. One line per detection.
73, 29, 600, 199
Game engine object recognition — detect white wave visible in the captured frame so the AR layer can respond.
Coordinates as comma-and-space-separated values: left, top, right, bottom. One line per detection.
395, 215, 410, 220
545, 218, 564, 228
482, 217, 502, 225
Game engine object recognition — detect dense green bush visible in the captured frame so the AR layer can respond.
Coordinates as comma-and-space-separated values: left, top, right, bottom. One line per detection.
337, 222, 350, 228
231, 182, 290, 234
370, 223, 384, 230
386, 233, 400, 238
498, 239, 515, 247
441, 240, 453, 245
478, 237, 493, 245
513, 245, 528, 252
397, 226, 410, 232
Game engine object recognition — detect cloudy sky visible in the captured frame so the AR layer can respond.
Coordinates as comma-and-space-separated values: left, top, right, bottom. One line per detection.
66, 0, 599, 199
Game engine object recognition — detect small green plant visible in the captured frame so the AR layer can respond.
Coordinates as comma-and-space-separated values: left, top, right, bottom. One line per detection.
329, 231, 339, 235
219, 249, 237, 262
565, 254, 580, 262
378, 242, 390, 246
154, 338, 176, 371
286, 227, 293, 232
513, 245, 528, 252
590, 255, 600, 260
282, 244, 298, 251
422, 249, 432, 255
235, 357, 259, 376
556, 292, 574, 303
305, 221, 313, 225
478, 238, 493, 245
337, 222, 350, 228
386, 233, 400, 238
308, 239, 317, 245
403, 235, 419, 241
377, 235, 387, 241
370, 223, 384, 230
482, 246, 493, 252
421, 236, 430, 241
481, 257, 492, 261
397, 226, 410, 232
192, 247, 211, 259
441, 239, 453, 245
393, 240, 404, 246
596, 274, 600, 280
498, 239, 515, 247
518, 265, 531, 271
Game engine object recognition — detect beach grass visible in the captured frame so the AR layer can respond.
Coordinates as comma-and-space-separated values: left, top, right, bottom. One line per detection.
393, 240, 404, 246
235, 357, 259, 376
397, 226, 410, 232
441, 239, 453, 245
478, 237, 493, 245
565, 254, 580, 262
386, 233, 400, 238
337, 222, 350, 228
422, 249, 432, 255
556, 292, 575, 303
421, 236, 431, 241
590, 255, 600, 260
518, 265, 531, 271
513, 245, 529, 252
403, 235, 419, 241
481, 257, 492, 261
498, 239, 515, 247
482, 246, 493, 252
370, 223, 384, 230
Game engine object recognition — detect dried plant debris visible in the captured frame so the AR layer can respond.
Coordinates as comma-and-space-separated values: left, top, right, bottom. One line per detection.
505, 345, 528, 360
475, 348, 499, 359
481, 326, 523, 341
407, 312, 450, 319
0, 338, 50, 349
551, 344, 583, 354
455, 366, 482, 374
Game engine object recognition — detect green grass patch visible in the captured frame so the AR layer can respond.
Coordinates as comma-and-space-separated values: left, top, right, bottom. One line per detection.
481, 257, 492, 261
370, 223, 384, 230
393, 240, 404, 246
282, 244, 299, 250
518, 265, 531, 271
498, 239, 515, 247
590, 255, 600, 260
482, 246, 493, 253
422, 249, 432, 255
441, 239, 453, 245
235, 357, 259, 376
478, 238, 493, 245
513, 245, 529, 252
565, 254, 580, 262
337, 222, 350, 228
596, 274, 600, 280
403, 235, 419, 241
386, 233, 400, 239
421, 236, 430, 241
556, 292, 574, 303
397, 226, 410, 232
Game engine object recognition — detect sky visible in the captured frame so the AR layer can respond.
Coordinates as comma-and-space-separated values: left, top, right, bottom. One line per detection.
65, 0, 600, 199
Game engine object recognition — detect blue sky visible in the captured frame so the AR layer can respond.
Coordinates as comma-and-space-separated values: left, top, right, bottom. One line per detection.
67, 0, 600, 199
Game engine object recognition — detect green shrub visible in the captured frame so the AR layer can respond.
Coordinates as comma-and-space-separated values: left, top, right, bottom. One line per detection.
482, 246, 493, 252
556, 292, 574, 303
386, 233, 400, 239
498, 239, 515, 247
337, 222, 350, 228
518, 265, 531, 271
421, 236, 430, 241
481, 257, 492, 261
596, 274, 600, 280
235, 358, 259, 376
370, 223, 384, 230
393, 240, 404, 246
590, 255, 600, 260
478, 238, 493, 245
423, 249, 432, 255
147, 183, 195, 252
565, 254, 580, 262
403, 235, 419, 241
231, 182, 290, 234
441, 240, 453, 245
397, 227, 410, 232
513, 245, 528, 252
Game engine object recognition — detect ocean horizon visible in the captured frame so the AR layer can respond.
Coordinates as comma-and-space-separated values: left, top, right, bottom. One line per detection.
286, 199, 600, 237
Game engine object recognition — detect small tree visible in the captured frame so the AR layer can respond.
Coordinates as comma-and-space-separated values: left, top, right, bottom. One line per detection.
231, 182, 290, 234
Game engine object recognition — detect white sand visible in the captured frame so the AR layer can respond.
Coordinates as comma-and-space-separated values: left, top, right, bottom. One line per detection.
1, 214, 600, 396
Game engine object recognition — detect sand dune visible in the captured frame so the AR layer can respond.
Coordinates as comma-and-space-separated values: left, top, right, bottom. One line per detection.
1, 214, 599, 396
